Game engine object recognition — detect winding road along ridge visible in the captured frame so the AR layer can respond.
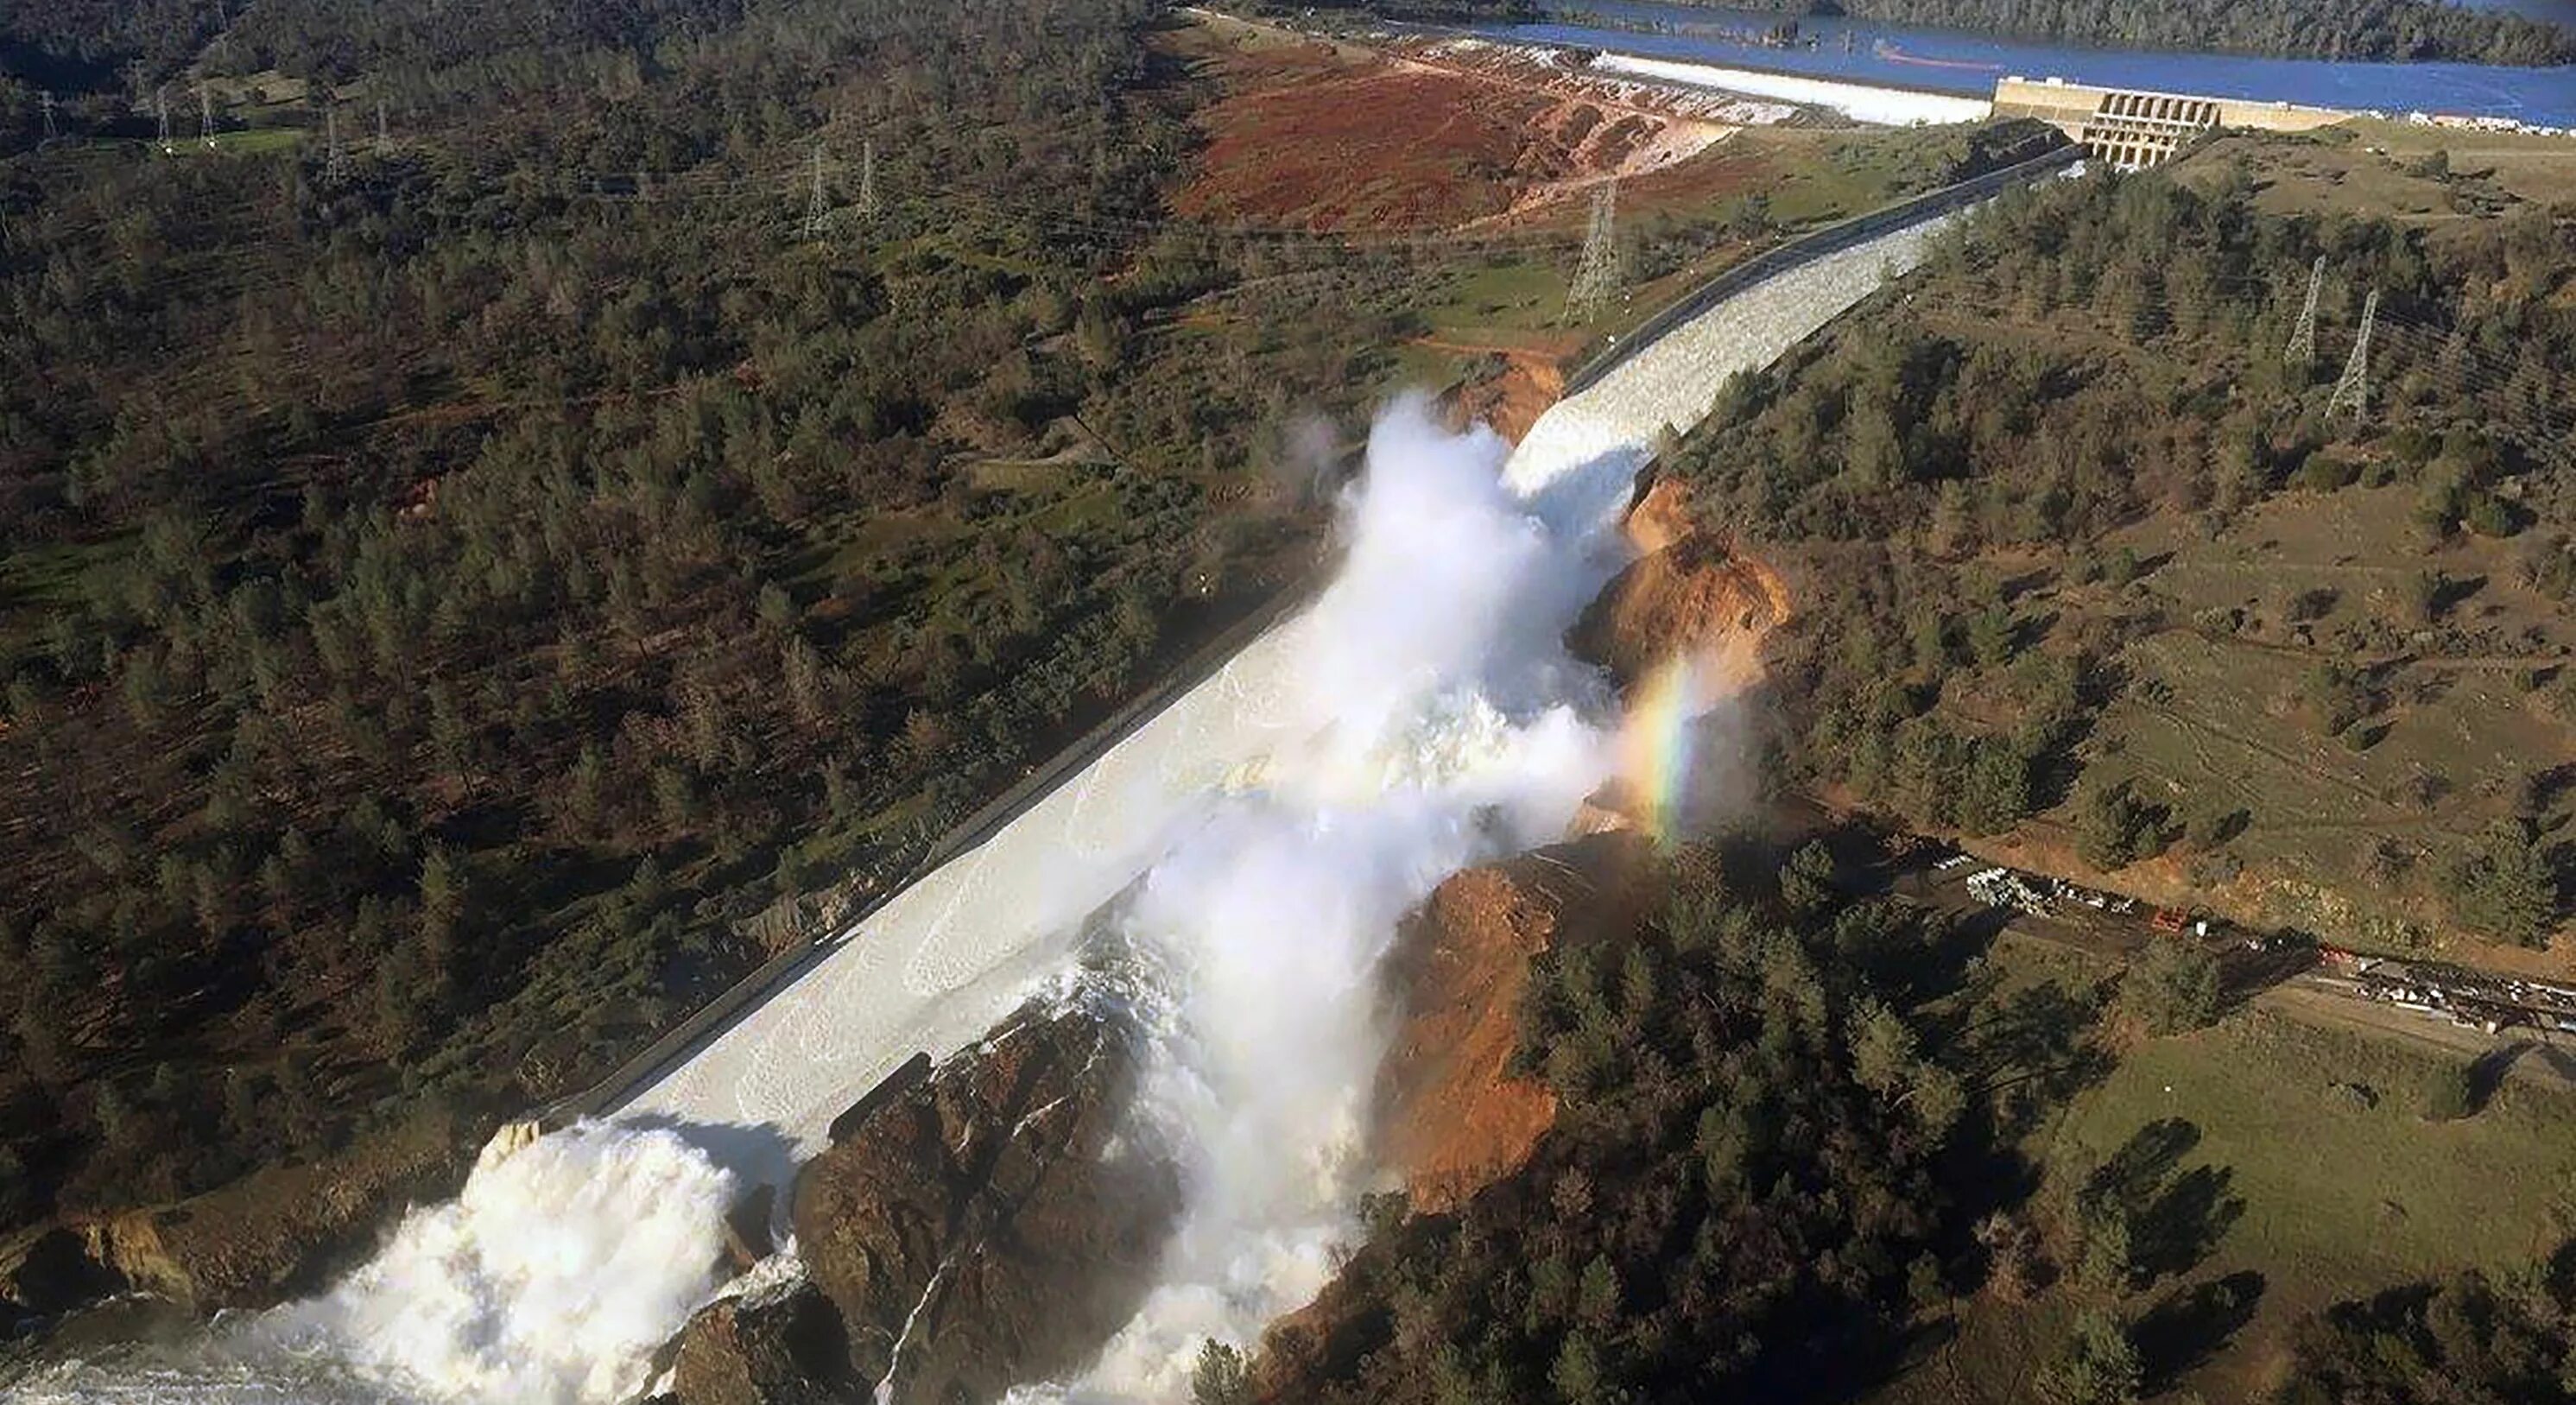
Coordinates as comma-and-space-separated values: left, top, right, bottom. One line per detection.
613, 211, 1965, 1180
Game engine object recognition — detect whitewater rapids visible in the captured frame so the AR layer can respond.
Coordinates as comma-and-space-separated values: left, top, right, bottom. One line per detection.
9, 212, 1961, 1405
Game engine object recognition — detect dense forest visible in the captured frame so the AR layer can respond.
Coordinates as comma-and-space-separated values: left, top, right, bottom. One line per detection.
1674, 168, 2576, 949
0, 0, 1440, 1232
1243, 839, 2007, 1402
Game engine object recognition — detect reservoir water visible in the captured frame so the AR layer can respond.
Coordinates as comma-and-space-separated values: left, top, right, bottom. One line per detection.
1464, 0, 2576, 127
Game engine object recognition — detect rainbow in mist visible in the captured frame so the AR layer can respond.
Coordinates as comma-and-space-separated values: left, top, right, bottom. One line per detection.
1619, 655, 1708, 842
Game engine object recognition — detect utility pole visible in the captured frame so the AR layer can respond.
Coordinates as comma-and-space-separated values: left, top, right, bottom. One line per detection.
1566, 180, 1622, 323
2326, 288, 2379, 420
857, 138, 877, 218
199, 83, 216, 149
156, 87, 172, 154
2284, 254, 2322, 365
803, 142, 829, 239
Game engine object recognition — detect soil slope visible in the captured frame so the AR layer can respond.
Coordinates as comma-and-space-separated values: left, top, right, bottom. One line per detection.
1167, 19, 1755, 233
1376, 833, 1655, 1211
1573, 474, 1793, 694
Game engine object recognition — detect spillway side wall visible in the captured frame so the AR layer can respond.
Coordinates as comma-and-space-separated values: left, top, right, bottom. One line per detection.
552, 571, 1328, 1121
1562, 142, 2083, 397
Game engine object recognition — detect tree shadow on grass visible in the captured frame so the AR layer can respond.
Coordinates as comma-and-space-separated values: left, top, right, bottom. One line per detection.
2466, 1041, 2538, 1114
1965, 978, 2116, 1141
2133, 1164, 2245, 1286
2083, 1117, 2199, 1209
2133, 1269, 2266, 1392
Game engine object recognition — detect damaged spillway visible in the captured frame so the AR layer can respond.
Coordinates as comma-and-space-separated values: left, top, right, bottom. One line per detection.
609, 214, 1968, 1161
13, 212, 1966, 1405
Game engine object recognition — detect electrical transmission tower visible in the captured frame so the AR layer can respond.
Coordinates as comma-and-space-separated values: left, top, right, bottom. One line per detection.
803, 142, 830, 239
1566, 180, 1622, 323
40, 91, 56, 144
325, 104, 347, 184
2326, 288, 2379, 420
2284, 255, 2323, 365
199, 84, 216, 149
155, 88, 172, 153
856, 139, 878, 218
376, 99, 388, 148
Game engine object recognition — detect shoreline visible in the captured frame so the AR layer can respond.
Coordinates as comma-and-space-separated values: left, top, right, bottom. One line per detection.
1590, 49, 1994, 123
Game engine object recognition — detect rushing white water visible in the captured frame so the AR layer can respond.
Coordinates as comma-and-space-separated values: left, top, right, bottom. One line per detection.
260, 1123, 736, 1404
9, 1122, 736, 1405
1031, 398, 1627, 1399
15, 212, 1965, 1405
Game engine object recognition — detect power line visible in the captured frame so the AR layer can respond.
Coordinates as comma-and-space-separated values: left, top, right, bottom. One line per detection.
2327, 288, 2379, 421
802, 142, 828, 241
325, 105, 348, 186
1566, 180, 1622, 323
2284, 254, 2321, 366
1928, 265, 2570, 463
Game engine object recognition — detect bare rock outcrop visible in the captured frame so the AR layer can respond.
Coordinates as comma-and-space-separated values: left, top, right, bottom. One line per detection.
784, 997, 1176, 1405
2, 1105, 476, 1324
666, 1263, 851, 1405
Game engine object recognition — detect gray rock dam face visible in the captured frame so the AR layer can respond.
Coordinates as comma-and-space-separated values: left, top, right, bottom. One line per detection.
611, 210, 1966, 1185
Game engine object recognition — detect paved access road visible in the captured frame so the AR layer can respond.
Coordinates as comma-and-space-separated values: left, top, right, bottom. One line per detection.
613, 215, 1963, 1182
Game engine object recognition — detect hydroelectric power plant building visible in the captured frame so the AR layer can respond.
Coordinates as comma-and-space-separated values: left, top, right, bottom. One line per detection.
1991, 75, 2352, 169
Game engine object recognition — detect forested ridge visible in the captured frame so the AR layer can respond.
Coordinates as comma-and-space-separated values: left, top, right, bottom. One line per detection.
0, 0, 1428, 1233
1715, 0, 2576, 65
1244, 839, 1995, 1403
1674, 167, 2576, 952
1240, 803, 2576, 1403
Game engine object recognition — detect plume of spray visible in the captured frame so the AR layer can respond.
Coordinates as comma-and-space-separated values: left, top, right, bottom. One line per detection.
1023, 394, 1637, 1399
250, 1120, 737, 1404
10, 1122, 742, 1405
20, 398, 1734, 1405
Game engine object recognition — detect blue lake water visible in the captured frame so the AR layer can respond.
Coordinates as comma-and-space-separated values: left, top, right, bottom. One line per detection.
1463, 0, 2576, 126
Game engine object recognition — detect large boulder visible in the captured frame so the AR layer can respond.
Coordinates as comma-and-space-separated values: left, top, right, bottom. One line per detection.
667, 1262, 851, 1405
790, 997, 1176, 1405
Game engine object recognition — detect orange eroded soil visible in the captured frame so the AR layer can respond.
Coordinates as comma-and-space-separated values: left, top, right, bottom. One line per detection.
1165, 21, 1742, 233
1375, 834, 1654, 1211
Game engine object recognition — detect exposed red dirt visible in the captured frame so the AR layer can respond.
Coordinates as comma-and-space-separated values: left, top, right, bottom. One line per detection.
1374, 833, 1653, 1212
1431, 339, 1567, 444
1571, 472, 1793, 695
1164, 20, 1749, 233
